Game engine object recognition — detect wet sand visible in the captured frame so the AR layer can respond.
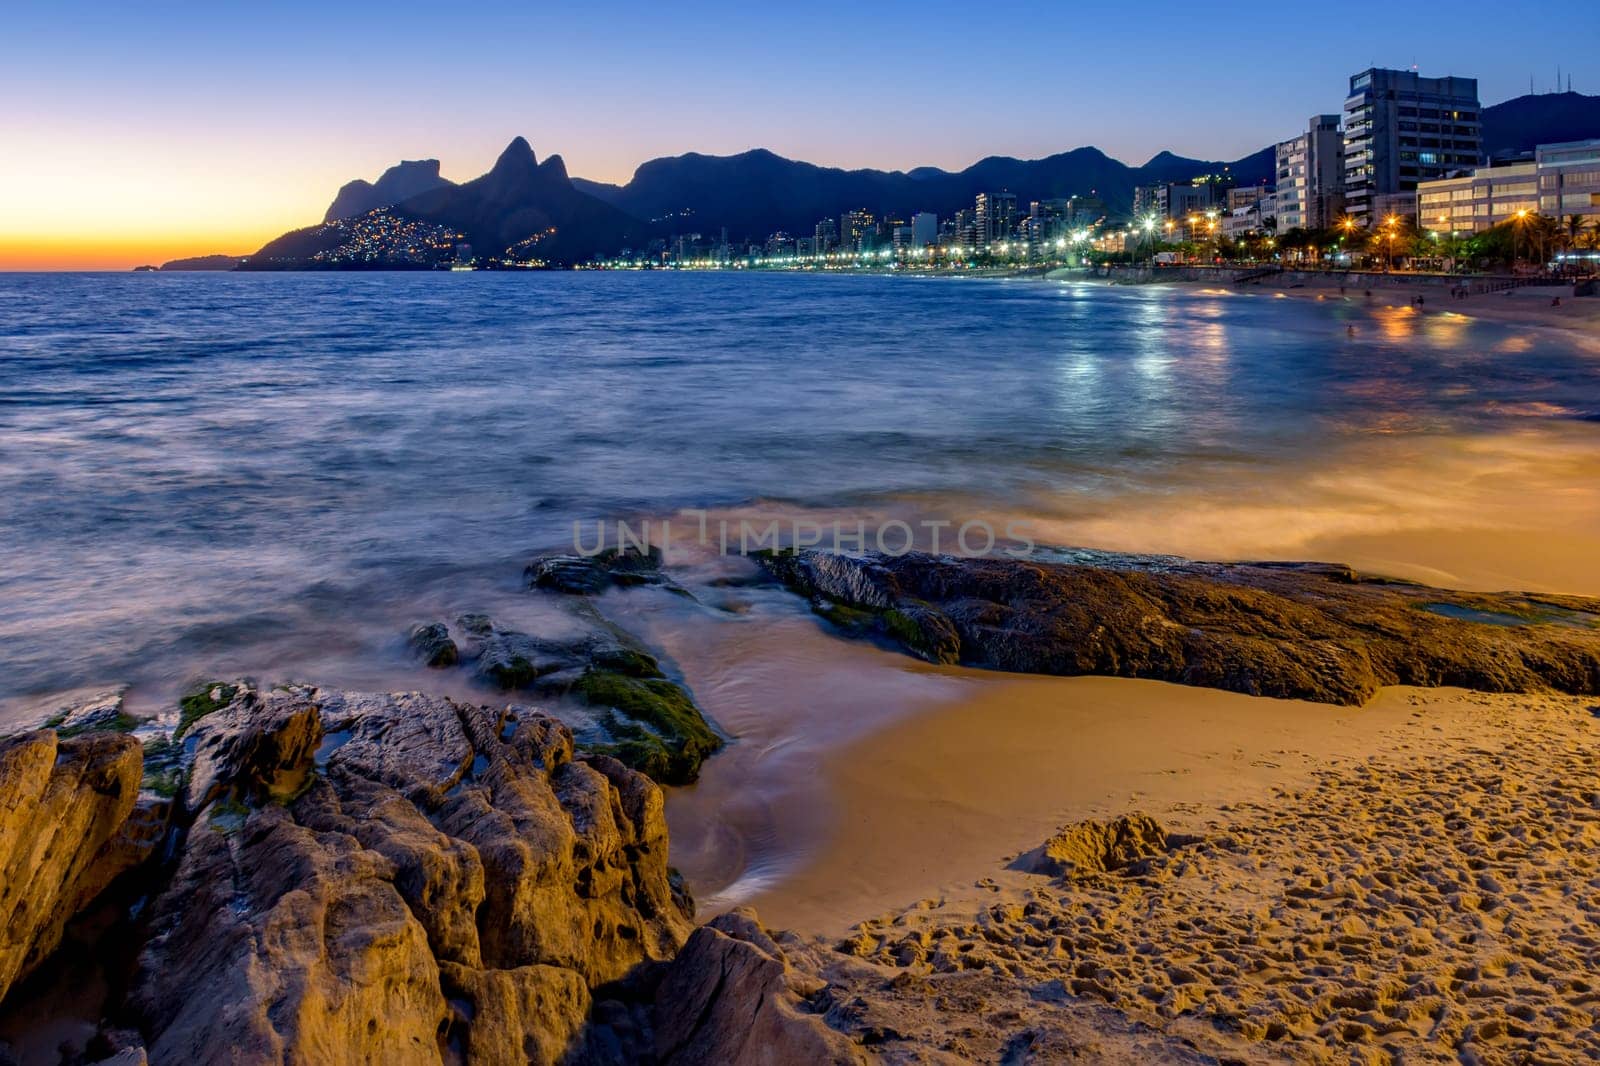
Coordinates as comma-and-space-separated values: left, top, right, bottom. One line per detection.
743, 678, 1483, 937
1022, 423, 1600, 597
643, 416, 1600, 933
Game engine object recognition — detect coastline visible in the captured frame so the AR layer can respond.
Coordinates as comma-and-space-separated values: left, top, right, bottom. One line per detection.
4, 270, 1600, 1062
1126, 269, 1600, 341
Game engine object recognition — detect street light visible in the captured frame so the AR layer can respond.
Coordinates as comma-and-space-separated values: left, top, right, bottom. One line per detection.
1513, 208, 1530, 267
1376, 214, 1402, 272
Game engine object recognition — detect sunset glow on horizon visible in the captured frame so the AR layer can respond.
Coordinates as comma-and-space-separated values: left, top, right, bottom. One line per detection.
3, 0, 1594, 270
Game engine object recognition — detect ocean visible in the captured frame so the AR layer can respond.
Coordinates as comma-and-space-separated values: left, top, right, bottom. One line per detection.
4, 271, 1599, 708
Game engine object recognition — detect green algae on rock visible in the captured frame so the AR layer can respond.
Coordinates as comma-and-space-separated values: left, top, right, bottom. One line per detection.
756, 549, 1600, 706
401, 612, 724, 784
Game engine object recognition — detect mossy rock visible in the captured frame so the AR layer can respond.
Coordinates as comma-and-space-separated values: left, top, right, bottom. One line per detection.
882, 604, 962, 665
52, 712, 143, 739
408, 622, 460, 667
575, 669, 722, 785
141, 733, 185, 797
478, 653, 546, 690
809, 596, 962, 665
589, 644, 665, 679
812, 600, 879, 635
142, 767, 183, 799
207, 794, 251, 834
176, 682, 240, 740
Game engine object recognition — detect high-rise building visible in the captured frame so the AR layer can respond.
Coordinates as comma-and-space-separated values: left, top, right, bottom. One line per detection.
1342, 68, 1481, 226
1066, 194, 1104, 228
951, 209, 976, 249
814, 218, 837, 253
840, 209, 875, 253
974, 191, 1018, 247
1222, 191, 1276, 238
1275, 115, 1344, 232
911, 212, 938, 247
1134, 183, 1218, 222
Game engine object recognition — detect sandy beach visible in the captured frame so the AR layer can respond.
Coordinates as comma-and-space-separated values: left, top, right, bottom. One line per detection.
775, 686, 1600, 1063
1190, 273, 1600, 342
742, 680, 1519, 937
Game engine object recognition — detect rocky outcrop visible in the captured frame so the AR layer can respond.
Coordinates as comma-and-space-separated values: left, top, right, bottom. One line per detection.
410, 610, 724, 784
127, 683, 692, 1065
1, 681, 869, 1065
653, 910, 865, 1066
129, 803, 450, 1065
758, 549, 1600, 705
407, 622, 459, 668
181, 685, 322, 811
2, 684, 137, 737
525, 545, 680, 596
0, 730, 150, 1003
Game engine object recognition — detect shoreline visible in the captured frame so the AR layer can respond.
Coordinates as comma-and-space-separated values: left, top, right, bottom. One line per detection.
1132, 269, 1600, 341
728, 677, 1599, 937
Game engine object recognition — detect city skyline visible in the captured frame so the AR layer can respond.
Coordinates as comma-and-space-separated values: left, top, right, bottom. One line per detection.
2, 0, 1597, 269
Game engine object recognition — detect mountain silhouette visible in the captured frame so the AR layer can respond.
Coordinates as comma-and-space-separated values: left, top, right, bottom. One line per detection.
324, 159, 453, 221
396, 137, 646, 262
1481, 91, 1600, 157
572, 144, 1274, 238
252, 138, 647, 267
244, 92, 1596, 268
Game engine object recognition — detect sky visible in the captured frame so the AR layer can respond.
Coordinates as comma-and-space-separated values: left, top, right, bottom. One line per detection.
2, 0, 1595, 269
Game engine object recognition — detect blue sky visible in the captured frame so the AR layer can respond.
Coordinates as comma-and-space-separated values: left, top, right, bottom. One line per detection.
1, 0, 1594, 266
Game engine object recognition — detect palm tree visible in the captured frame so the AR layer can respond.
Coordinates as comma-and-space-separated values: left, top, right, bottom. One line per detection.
1520, 213, 1561, 268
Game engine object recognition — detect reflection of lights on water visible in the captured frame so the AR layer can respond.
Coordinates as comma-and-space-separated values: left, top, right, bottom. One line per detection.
1374, 306, 1418, 341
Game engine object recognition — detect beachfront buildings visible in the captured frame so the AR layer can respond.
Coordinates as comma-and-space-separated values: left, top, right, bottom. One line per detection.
1419, 138, 1600, 235
1417, 161, 1537, 234
841, 209, 875, 252
1221, 186, 1276, 237
1275, 115, 1344, 231
1537, 139, 1600, 225
974, 191, 1018, 248
1342, 68, 1482, 226
1133, 181, 1217, 221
